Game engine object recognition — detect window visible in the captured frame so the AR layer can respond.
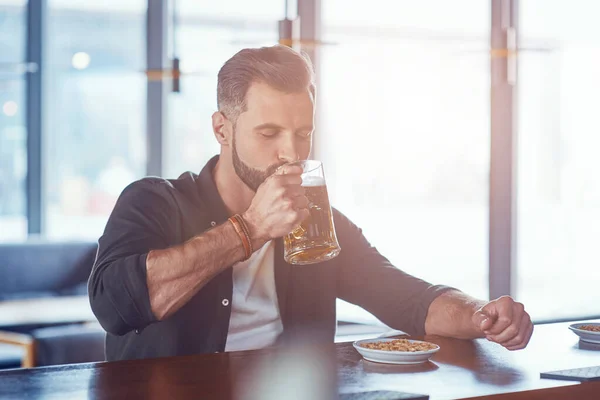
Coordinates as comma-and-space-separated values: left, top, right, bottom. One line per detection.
44, 0, 146, 239
320, 1, 490, 322
164, 1, 282, 179
516, 0, 600, 320
10, 0, 599, 324
0, 0, 27, 241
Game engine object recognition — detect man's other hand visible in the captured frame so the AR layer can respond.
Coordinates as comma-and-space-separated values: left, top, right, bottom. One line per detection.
472, 296, 534, 351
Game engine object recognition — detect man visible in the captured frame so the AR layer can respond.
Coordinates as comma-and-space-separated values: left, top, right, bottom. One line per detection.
89, 45, 533, 361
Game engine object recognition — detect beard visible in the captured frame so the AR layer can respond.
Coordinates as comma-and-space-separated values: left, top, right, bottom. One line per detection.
232, 133, 285, 192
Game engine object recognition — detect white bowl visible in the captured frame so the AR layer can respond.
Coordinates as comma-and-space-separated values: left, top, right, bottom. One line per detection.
353, 338, 440, 365
569, 323, 600, 344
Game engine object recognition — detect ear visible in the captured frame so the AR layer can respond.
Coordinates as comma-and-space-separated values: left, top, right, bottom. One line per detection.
212, 111, 230, 146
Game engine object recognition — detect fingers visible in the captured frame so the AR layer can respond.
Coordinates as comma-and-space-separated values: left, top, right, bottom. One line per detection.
268, 170, 306, 204
276, 185, 308, 215
267, 162, 306, 190
486, 322, 518, 344
482, 297, 514, 335
292, 193, 309, 210
270, 173, 303, 187
286, 185, 306, 198
506, 324, 533, 351
472, 310, 494, 332
504, 313, 534, 350
293, 208, 310, 225
273, 183, 306, 208
275, 163, 303, 176
479, 297, 533, 351
249, 162, 312, 239
486, 302, 524, 342
284, 198, 309, 228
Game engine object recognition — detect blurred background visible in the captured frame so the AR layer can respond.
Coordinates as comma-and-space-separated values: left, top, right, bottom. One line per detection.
1, 0, 599, 329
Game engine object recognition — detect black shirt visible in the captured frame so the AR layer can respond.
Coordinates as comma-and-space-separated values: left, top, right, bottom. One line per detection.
88, 156, 453, 361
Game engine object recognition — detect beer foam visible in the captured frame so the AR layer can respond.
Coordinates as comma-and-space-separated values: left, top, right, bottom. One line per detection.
302, 176, 326, 187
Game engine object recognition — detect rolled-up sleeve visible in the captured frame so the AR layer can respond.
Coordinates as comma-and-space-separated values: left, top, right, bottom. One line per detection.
334, 210, 454, 336
88, 179, 175, 336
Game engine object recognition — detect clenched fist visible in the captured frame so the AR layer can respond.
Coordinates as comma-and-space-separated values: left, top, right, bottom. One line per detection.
472, 296, 534, 350
242, 163, 310, 245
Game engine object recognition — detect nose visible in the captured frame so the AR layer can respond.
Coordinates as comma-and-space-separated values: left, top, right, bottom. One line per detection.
277, 133, 300, 164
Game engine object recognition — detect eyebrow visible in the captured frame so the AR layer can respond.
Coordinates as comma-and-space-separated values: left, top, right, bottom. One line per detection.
253, 123, 314, 132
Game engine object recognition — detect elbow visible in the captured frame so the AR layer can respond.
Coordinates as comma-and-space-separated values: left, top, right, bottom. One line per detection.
89, 292, 134, 336
88, 275, 134, 337
88, 255, 156, 336
97, 316, 133, 337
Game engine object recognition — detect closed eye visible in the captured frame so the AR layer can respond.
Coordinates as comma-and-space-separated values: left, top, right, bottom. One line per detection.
259, 129, 279, 138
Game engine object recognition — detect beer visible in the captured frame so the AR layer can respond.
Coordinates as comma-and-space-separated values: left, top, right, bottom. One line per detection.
283, 175, 341, 265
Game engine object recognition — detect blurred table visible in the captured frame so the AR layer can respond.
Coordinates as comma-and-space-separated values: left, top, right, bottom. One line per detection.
0, 320, 599, 399
0, 296, 95, 328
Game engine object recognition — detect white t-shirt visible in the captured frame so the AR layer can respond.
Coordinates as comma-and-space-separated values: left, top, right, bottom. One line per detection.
225, 241, 284, 352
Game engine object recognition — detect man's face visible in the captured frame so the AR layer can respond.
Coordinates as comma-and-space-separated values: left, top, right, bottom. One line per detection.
230, 82, 314, 192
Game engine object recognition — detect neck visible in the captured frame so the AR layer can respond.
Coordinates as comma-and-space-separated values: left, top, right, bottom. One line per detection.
212, 154, 255, 216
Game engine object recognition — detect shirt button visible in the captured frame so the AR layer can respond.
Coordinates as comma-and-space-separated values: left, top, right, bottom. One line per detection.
222, 299, 229, 307
210, 221, 217, 227
134, 329, 140, 334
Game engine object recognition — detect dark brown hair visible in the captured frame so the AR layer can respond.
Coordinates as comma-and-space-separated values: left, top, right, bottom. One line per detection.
217, 45, 315, 123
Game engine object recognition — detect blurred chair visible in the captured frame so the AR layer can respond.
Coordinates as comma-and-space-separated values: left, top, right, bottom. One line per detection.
0, 240, 106, 368
0, 343, 24, 370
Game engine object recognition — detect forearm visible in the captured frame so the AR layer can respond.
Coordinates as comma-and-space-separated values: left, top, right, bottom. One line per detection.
146, 218, 265, 320
424, 290, 487, 339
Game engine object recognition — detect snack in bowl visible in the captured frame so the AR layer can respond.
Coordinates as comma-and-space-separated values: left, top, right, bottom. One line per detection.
568, 323, 600, 345
578, 325, 600, 332
359, 339, 437, 352
353, 338, 440, 364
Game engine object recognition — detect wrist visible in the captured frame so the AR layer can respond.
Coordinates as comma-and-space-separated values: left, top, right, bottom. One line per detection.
240, 211, 269, 250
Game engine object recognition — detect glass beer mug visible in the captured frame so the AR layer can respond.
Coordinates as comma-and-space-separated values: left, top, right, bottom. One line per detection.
283, 160, 341, 265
